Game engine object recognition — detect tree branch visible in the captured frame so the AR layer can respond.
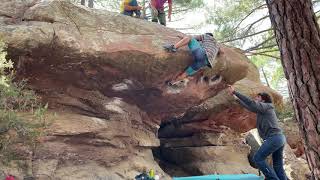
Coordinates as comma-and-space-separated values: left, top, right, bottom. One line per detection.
242, 15, 269, 36
247, 44, 278, 52
312, 0, 320, 5
250, 49, 279, 54
233, 4, 267, 32
246, 52, 280, 59
221, 28, 273, 43
245, 35, 275, 52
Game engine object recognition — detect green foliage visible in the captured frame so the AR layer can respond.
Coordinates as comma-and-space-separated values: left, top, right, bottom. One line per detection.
206, 0, 287, 89
270, 64, 285, 88
0, 40, 48, 163
209, 0, 265, 45
0, 78, 40, 111
249, 55, 286, 93
250, 54, 269, 68
277, 99, 295, 122
0, 41, 13, 89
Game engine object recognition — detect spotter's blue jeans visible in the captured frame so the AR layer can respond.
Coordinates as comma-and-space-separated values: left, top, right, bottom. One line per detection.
254, 134, 287, 180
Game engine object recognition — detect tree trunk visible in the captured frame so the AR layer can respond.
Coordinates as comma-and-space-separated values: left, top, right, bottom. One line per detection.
81, 0, 85, 6
88, 0, 94, 8
266, 0, 320, 179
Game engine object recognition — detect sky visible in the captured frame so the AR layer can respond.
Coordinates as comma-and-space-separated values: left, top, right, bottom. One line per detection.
167, 0, 219, 34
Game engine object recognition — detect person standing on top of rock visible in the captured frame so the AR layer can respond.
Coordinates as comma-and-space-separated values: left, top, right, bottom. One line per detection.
150, 0, 172, 26
163, 33, 220, 85
120, 0, 143, 18
227, 85, 287, 180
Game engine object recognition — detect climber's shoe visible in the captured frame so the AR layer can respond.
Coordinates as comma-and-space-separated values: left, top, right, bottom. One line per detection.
163, 44, 177, 53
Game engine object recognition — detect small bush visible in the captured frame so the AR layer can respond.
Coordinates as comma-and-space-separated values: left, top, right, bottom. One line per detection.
0, 39, 48, 163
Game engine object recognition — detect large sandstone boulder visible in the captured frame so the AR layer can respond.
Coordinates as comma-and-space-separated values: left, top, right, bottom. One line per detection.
0, 0, 283, 179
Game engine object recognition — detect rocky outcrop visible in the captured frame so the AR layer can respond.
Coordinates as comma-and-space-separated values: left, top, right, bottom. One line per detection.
284, 145, 311, 180
158, 130, 257, 176
280, 119, 305, 157
0, 0, 283, 179
280, 119, 311, 179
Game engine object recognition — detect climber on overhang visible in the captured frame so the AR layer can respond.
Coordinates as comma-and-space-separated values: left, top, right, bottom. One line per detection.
163, 33, 222, 86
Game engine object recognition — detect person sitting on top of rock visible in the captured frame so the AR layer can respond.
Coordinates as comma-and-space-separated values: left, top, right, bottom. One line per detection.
150, 0, 172, 26
163, 33, 220, 85
120, 0, 143, 18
